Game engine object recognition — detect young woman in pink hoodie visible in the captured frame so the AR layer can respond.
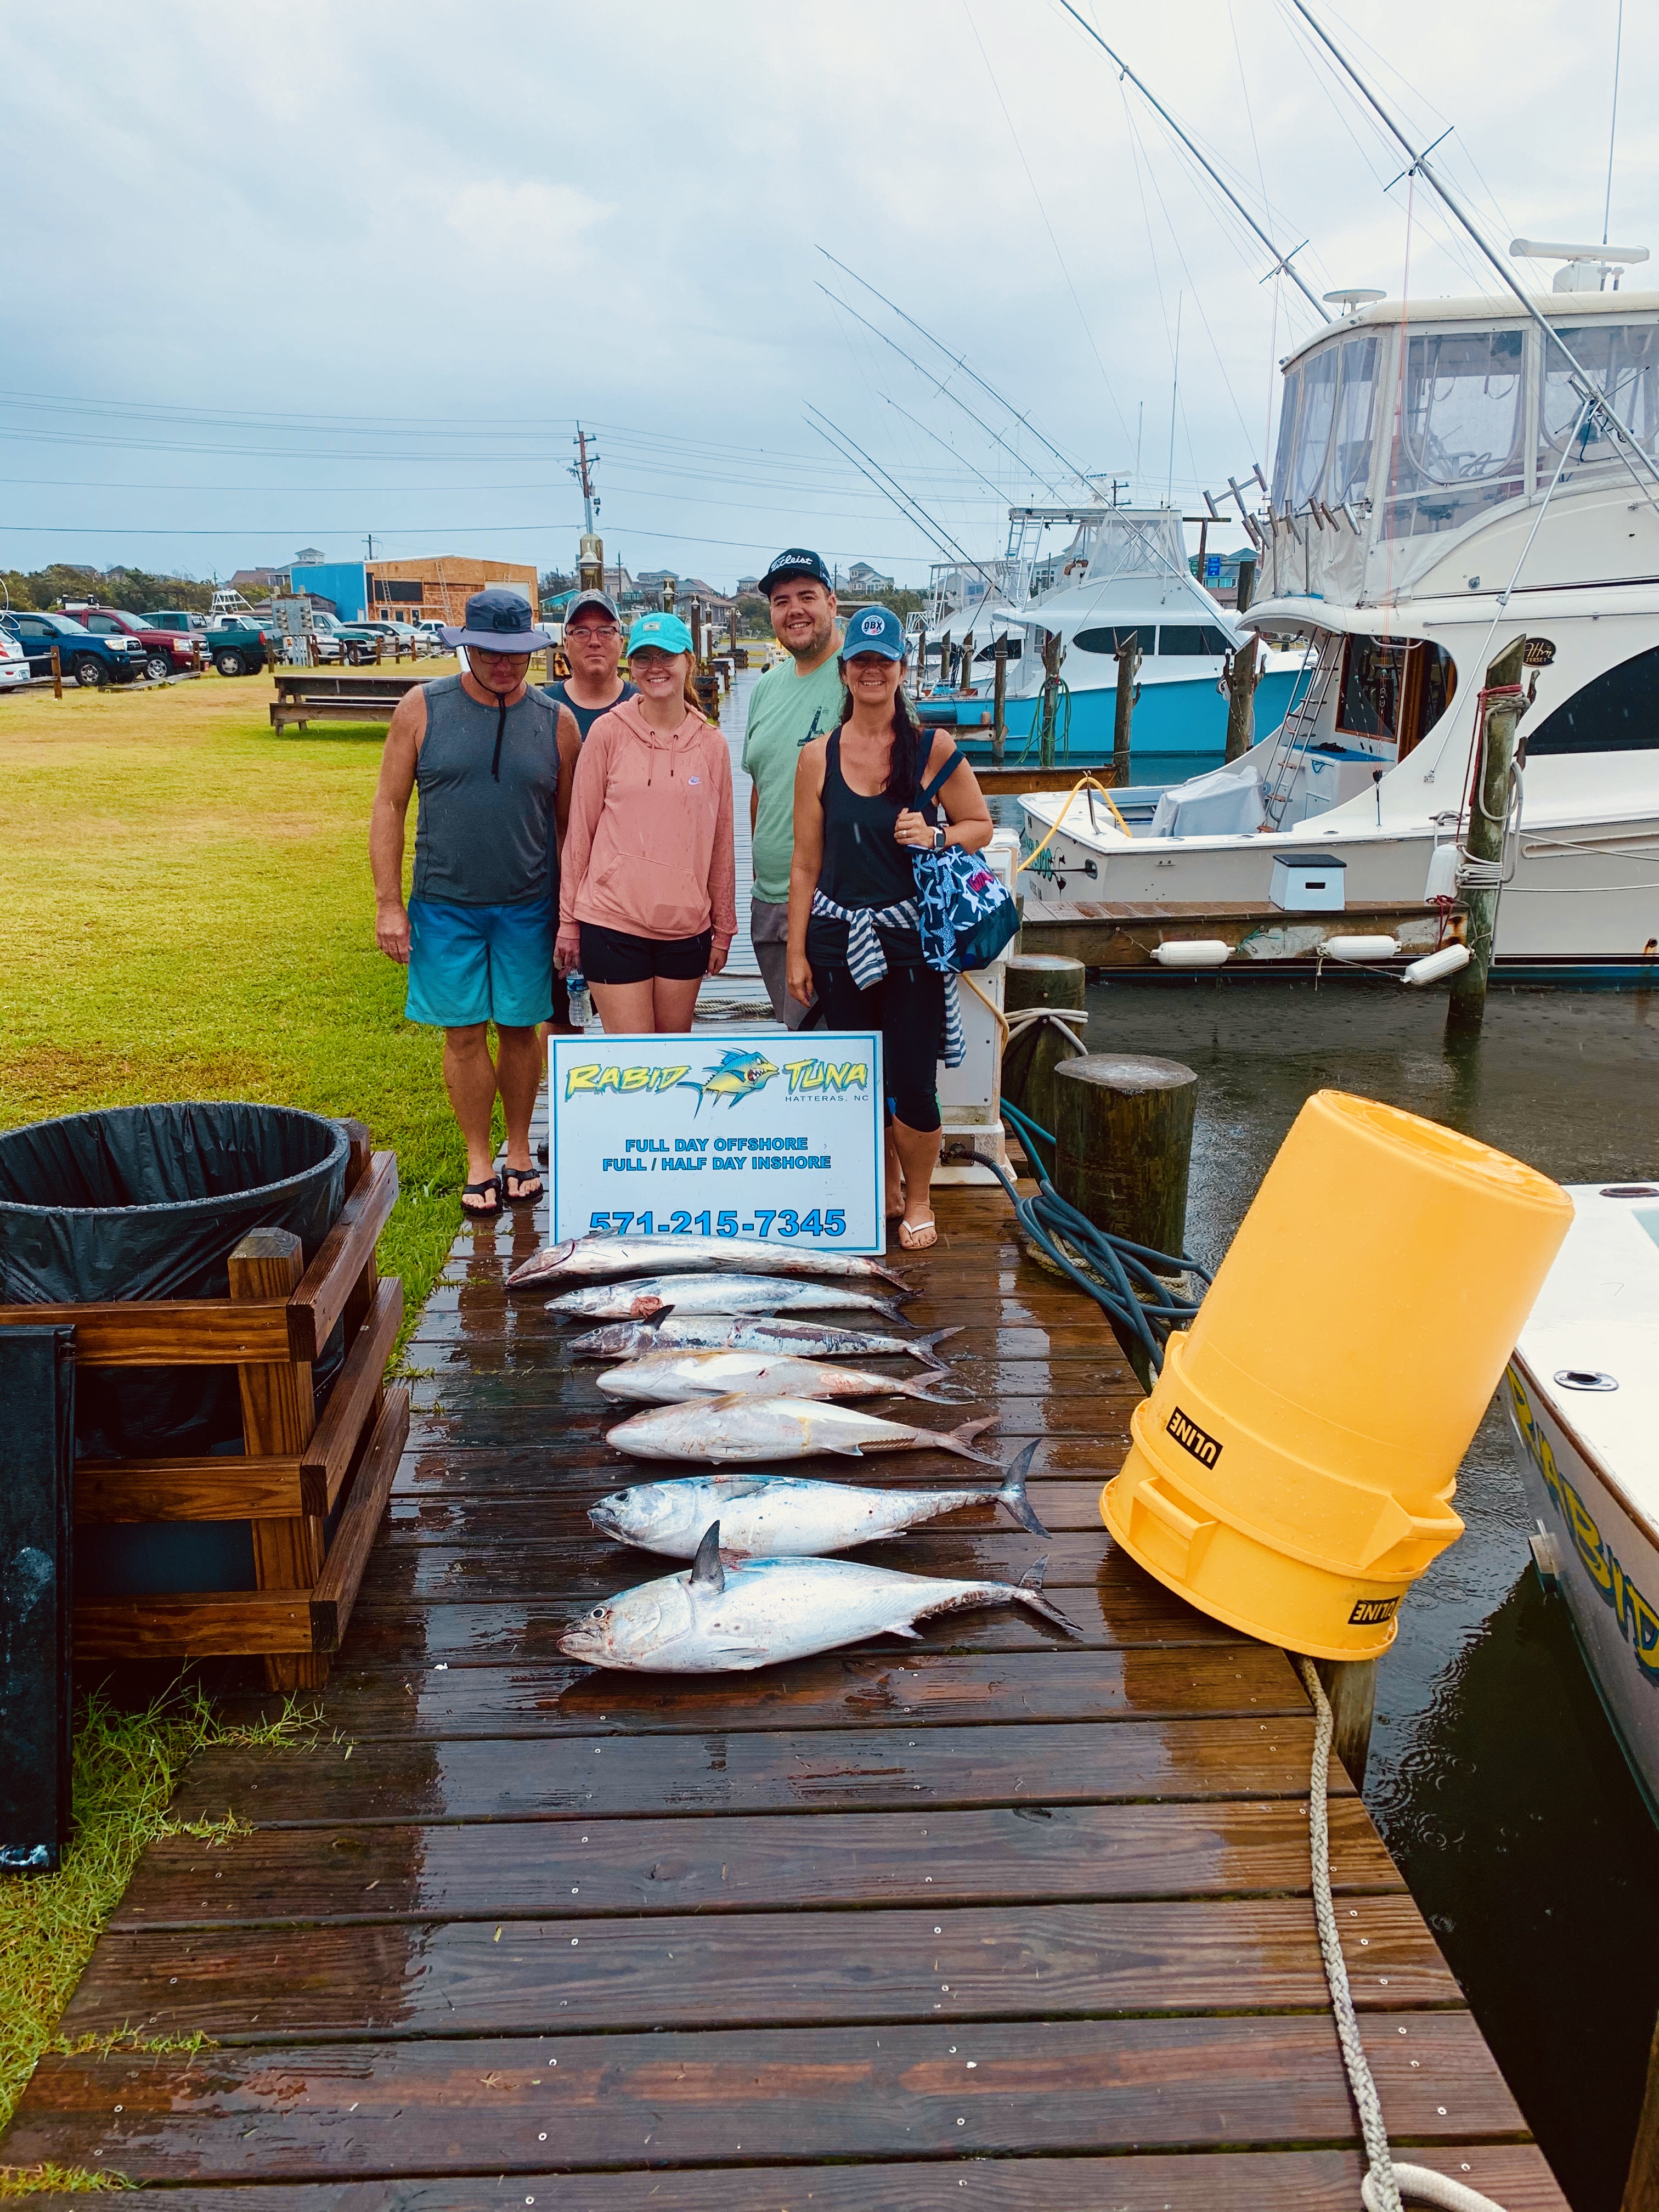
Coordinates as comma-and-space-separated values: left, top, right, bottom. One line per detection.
556, 612, 736, 1034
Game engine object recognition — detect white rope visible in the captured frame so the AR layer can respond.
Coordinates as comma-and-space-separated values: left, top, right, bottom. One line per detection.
1294, 1656, 1510, 2212
1002, 1005, 1088, 1045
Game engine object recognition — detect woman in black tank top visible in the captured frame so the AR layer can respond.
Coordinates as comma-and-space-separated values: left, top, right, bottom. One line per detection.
785, 606, 992, 1250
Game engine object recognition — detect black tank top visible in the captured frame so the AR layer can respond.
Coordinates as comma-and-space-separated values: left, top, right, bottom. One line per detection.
807, 727, 922, 970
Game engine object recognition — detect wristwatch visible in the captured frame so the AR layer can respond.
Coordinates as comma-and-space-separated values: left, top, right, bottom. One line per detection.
932, 825, 948, 852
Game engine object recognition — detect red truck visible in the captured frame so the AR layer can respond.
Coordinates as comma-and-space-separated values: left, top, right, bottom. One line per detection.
63, 605, 200, 682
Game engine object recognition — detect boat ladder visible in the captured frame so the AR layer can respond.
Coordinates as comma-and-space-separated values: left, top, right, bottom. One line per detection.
1260, 638, 1341, 828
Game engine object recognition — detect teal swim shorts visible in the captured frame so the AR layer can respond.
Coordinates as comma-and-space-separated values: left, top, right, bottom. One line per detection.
404, 897, 555, 1029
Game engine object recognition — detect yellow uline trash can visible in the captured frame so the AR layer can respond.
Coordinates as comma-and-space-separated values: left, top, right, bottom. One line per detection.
1102, 1090, 1572, 1661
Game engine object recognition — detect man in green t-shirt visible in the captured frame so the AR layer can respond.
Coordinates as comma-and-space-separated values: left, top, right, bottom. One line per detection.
741, 548, 844, 1028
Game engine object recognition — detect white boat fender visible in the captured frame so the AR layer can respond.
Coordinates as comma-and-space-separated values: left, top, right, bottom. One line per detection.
1297, 1659, 1513, 2212
1152, 939, 1232, 969
1401, 943, 1472, 988
1325, 935, 1400, 963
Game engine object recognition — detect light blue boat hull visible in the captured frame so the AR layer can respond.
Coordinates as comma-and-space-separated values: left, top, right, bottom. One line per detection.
924, 666, 1305, 782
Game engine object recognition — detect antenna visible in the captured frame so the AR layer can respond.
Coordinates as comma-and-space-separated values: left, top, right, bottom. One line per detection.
1286, 0, 1659, 495
1056, 1, 1331, 323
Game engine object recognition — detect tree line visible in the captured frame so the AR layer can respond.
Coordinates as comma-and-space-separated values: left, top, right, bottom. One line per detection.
1, 565, 215, 614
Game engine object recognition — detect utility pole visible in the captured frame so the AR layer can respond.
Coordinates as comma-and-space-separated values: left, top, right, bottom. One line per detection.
571, 425, 604, 594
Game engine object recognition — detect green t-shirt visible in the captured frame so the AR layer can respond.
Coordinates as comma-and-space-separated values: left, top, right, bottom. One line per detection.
741, 651, 846, 905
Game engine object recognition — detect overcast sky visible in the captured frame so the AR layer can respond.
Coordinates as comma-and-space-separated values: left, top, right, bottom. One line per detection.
3, 0, 1649, 591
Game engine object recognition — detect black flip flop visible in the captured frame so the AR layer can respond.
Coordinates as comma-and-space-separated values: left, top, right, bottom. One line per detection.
461, 1176, 502, 1218
503, 1167, 544, 1205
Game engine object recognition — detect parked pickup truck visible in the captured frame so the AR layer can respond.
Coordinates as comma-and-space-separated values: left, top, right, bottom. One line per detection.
0, 610, 144, 685
65, 603, 200, 681
205, 619, 271, 678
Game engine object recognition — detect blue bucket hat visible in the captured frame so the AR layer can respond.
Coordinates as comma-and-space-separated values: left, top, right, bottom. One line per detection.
840, 603, 906, 661
442, 586, 552, 653
627, 611, 693, 657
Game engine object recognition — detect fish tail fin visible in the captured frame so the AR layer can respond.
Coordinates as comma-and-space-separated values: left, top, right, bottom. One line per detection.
911, 1326, 964, 1370
870, 1261, 915, 1291
997, 1439, 1049, 1536
1012, 1556, 1083, 1638
935, 1415, 1002, 1467
872, 1298, 909, 1323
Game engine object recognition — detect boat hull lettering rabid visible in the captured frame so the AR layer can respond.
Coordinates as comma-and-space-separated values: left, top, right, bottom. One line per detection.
606, 1395, 1001, 1468
590, 1441, 1046, 1558
546, 1276, 910, 1323
560, 1520, 1079, 1672
509, 1233, 910, 1293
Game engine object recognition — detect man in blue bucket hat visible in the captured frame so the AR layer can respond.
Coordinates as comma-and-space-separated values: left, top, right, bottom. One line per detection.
370, 587, 581, 1217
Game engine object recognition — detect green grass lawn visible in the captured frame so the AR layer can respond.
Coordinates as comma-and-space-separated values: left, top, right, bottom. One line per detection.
0, 670, 481, 2170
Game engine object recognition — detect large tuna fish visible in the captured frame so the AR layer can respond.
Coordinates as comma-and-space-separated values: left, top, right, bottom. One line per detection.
566, 1316, 962, 1370
560, 1520, 1079, 1672
509, 1233, 911, 1293
606, 1395, 999, 1468
590, 1441, 1044, 1558
546, 1275, 908, 1323
595, 1348, 967, 1407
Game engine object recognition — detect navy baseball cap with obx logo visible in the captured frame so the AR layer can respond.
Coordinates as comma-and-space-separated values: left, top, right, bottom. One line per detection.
842, 603, 906, 661
758, 547, 833, 595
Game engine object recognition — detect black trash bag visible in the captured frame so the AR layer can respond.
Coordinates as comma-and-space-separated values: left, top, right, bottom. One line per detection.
0, 1101, 350, 1465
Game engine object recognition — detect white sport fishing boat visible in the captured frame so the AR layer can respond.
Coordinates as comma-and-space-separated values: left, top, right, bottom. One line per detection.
1018, 261, 1659, 980
1505, 1180, 1659, 1810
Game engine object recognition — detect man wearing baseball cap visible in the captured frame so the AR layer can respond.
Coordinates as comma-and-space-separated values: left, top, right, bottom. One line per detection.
741, 549, 843, 1027
544, 588, 637, 741
370, 587, 580, 1217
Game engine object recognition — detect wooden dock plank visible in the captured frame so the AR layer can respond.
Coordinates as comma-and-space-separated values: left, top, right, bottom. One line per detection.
110, 1799, 1404, 1931
60, 1895, 1455, 2041
4, 2146, 1565, 2210
0, 1183, 1561, 2204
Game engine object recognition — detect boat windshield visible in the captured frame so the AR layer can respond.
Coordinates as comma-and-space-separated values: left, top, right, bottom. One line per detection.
1271, 331, 1379, 514
1539, 321, 1659, 471
1383, 327, 1525, 539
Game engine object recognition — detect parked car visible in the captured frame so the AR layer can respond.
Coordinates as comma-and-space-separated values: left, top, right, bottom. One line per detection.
207, 610, 277, 641
146, 608, 212, 650
205, 618, 270, 678
1, 610, 143, 685
65, 604, 199, 682
311, 611, 385, 665
0, 618, 31, 690
413, 619, 449, 651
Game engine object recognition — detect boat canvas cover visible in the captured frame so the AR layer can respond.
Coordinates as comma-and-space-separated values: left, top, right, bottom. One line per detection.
1149, 761, 1267, 839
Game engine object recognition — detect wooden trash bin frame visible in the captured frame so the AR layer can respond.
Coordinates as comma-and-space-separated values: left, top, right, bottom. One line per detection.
0, 1121, 409, 1691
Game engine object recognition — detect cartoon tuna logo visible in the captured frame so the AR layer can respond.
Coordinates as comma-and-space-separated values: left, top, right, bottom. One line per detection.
677, 1049, 779, 1113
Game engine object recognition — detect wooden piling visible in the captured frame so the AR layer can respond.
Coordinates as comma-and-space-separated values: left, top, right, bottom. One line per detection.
1621, 2008, 1659, 2212
958, 630, 975, 696
913, 623, 927, 699
1040, 629, 1063, 769
1446, 636, 1527, 1035
49, 645, 62, 701
1312, 1656, 1378, 1791
992, 633, 1008, 763
1051, 1052, 1197, 1264
939, 630, 952, 698
1002, 954, 1086, 1156
1113, 632, 1141, 786
1224, 554, 1259, 763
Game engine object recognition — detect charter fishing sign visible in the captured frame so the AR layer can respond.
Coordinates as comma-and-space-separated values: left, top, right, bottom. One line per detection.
548, 1029, 885, 1253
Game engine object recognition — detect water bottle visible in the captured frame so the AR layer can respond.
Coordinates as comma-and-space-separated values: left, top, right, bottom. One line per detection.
566, 969, 592, 1030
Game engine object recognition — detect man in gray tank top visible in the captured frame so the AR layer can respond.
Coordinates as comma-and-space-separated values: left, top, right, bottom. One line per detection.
371, 589, 580, 1216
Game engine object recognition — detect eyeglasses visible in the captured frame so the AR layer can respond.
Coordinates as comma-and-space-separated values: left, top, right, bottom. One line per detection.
567, 624, 622, 640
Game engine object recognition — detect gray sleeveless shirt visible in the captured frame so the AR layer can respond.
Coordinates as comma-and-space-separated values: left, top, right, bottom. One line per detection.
411, 675, 561, 906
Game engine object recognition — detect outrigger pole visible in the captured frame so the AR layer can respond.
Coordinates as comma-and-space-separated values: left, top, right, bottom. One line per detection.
1285, 0, 1659, 498
1056, 1, 1331, 325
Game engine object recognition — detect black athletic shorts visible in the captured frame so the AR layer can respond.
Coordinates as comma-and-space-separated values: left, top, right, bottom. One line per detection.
579, 921, 713, 985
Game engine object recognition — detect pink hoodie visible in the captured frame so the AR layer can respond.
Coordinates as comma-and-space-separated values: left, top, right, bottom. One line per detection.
560, 698, 736, 947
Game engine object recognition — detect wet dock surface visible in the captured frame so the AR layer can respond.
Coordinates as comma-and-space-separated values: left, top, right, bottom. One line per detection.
4, 1181, 1567, 2204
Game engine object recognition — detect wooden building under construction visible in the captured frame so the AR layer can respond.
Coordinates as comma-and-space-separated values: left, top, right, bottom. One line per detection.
365, 555, 538, 624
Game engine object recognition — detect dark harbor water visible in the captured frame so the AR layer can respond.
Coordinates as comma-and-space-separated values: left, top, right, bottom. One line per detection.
1088, 977, 1659, 2212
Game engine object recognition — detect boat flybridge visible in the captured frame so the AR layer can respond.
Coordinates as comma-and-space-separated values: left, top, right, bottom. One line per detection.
912, 506, 1306, 785
1019, 272, 1659, 978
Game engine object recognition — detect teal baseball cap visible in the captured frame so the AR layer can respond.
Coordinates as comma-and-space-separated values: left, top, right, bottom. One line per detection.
840, 603, 906, 661
626, 611, 693, 656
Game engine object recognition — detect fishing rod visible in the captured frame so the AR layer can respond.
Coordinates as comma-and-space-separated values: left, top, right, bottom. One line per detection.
1285, 0, 1659, 499
803, 405, 1010, 605
816, 283, 1068, 500
819, 249, 1088, 481
1056, 0, 1331, 323
876, 391, 1012, 503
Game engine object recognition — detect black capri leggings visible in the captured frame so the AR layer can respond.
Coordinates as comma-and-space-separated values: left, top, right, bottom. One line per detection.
813, 964, 944, 1134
